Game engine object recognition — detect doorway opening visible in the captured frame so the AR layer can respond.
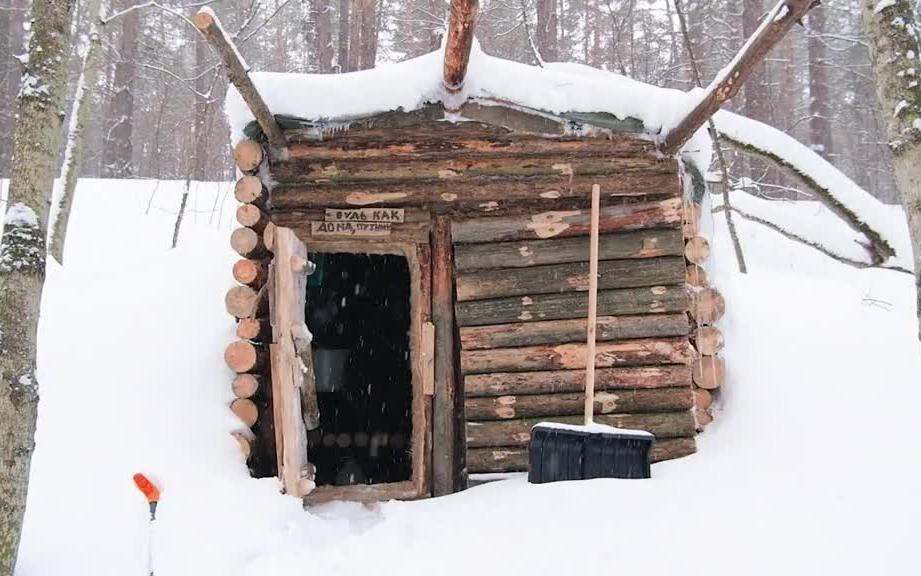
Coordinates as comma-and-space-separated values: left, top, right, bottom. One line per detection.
306, 252, 413, 486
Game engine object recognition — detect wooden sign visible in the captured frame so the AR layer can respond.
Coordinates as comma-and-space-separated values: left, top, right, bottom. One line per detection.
311, 221, 392, 237
325, 208, 405, 223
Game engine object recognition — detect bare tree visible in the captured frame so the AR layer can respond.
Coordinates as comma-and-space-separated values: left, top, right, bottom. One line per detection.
102, 4, 140, 177
807, 9, 833, 158
0, 0, 75, 571
339, 0, 351, 71
536, 0, 558, 61
313, 0, 334, 72
862, 0, 921, 338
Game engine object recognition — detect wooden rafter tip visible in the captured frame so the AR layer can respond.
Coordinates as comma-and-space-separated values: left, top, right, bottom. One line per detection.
195, 8, 288, 155
443, 0, 480, 92
192, 7, 215, 31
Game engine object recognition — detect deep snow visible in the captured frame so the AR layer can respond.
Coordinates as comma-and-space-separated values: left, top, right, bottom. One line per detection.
9, 179, 921, 575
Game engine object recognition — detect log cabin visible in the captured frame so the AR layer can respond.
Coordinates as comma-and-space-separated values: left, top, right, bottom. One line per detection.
196, 0, 814, 503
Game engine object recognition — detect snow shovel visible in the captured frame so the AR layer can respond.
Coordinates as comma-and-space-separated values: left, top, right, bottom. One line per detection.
528, 184, 654, 484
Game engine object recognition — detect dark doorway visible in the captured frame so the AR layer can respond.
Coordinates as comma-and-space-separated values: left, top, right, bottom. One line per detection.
306, 252, 413, 486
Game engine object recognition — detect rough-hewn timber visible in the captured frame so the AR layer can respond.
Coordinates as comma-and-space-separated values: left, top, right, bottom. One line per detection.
271, 172, 679, 210
459, 314, 689, 350
454, 229, 684, 271
456, 256, 686, 301
461, 337, 695, 373
465, 387, 693, 420
464, 365, 692, 397
432, 215, 460, 495
455, 285, 688, 326
450, 198, 682, 244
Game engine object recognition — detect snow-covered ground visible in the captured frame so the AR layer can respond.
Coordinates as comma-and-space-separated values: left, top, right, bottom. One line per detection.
10, 179, 921, 575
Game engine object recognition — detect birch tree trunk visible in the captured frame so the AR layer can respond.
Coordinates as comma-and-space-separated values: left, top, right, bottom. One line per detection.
49, 0, 104, 264
862, 0, 921, 339
0, 0, 75, 571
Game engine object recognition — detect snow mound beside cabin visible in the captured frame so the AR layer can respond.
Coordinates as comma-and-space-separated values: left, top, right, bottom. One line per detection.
10, 179, 921, 576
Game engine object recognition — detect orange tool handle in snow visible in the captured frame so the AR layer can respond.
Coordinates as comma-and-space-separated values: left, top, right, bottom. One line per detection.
133, 473, 160, 521
133, 473, 160, 504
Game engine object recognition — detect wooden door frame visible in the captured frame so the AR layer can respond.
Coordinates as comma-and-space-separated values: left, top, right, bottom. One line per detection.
301, 239, 433, 504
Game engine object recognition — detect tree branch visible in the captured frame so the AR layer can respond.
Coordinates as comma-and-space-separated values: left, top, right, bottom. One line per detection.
661, 0, 820, 154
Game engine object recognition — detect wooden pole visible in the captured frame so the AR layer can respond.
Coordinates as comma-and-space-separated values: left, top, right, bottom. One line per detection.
193, 8, 287, 155
443, 0, 479, 92
584, 184, 600, 426
660, 0, 819, 154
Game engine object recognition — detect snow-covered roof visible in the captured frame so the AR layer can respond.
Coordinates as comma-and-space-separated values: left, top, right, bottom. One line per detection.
225, 42, 701, 150
224, 42, 903, 267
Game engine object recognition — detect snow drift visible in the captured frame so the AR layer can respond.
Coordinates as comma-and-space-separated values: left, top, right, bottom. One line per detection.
6, 178, 919, 576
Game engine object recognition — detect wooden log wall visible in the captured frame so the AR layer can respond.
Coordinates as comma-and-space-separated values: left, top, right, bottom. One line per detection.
453, 197, 699, 475
254, 116, 707, 484
223, 140, 277, 477
683, 200, 726, 430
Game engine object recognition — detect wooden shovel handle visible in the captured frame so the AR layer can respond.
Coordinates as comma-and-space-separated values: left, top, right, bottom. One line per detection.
584, 184, 601, 426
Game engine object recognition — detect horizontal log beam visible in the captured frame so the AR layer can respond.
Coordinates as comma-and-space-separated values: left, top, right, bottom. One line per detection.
461, 337, 695, 374
270, 154, 673, 185
455, 229, 684, 271
283, 126, 659, 161
270, 172, 680, 210
466, 437, 697, 473
455, 285, 688, 326
465, 388, 693, 421
456, 256, 686, 301
459, 314, 690, 350
451, 198, 682, 244
466, 411, 697, 447
465, 364, 692, 397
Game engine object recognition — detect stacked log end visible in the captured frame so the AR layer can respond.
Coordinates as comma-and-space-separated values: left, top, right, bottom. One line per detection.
225, 167, 274, 464
683, 200, 725, 431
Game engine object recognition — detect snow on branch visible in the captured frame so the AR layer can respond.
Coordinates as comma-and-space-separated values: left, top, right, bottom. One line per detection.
712, 110, 898, 265
661, 0, 819, 154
